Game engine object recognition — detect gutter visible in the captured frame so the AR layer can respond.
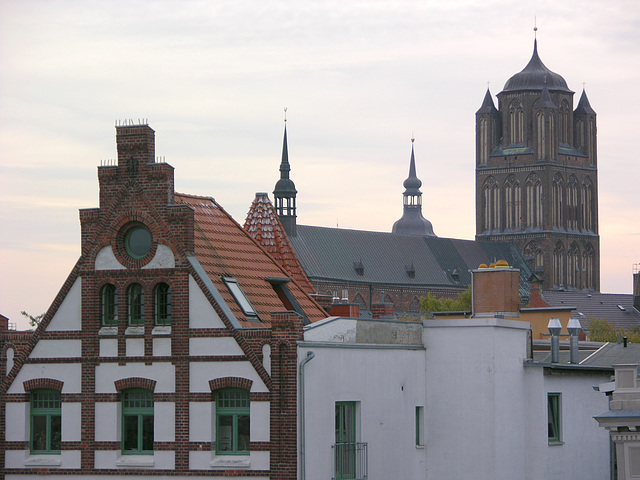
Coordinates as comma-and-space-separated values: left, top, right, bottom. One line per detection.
299, 350, 315, 480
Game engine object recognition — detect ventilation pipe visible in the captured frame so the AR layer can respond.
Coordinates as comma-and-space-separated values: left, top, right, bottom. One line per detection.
548, 318, 562, 363
567, 318, 582, 364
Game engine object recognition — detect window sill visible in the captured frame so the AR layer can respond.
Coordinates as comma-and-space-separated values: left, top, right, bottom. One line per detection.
24, 455, 62, 467
152, 326, 171, 336
210, 456, 250, 469
99, 326, 118, 336
415, 444, 425, 449
548, 440, 564, 446
116, 454, 155, 467
125, 326, 145, 336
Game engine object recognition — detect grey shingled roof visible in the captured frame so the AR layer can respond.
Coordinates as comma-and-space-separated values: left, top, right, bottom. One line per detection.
289, 225, 532, 296
541, 291, 640, 331
580, 342, 640, 367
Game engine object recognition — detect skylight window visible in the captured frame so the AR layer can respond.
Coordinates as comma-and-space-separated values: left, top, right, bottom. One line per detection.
222, 277, 258, 319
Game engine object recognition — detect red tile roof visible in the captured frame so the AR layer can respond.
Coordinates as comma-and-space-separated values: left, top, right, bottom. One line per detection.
243, 193, 316, 294
175, 193, 326, 328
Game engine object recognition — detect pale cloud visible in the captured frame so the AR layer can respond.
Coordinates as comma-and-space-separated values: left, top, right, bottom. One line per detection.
1, 0, 639, 330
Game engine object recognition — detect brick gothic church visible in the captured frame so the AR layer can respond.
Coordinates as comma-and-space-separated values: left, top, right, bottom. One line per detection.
475, 38, 599, 292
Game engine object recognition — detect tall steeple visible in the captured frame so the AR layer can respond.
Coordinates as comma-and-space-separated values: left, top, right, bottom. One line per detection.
273, 109, 298, 237
392, 138, 436, 236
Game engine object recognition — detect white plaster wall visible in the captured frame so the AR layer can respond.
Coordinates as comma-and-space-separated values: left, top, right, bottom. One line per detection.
7, 364, 82, 394
190, 362, 267, 393
189, 337, 244, 356
304, 317, 357, 343
153, 337, 171, 356
189, 275, 224, 328
543, 372, 611, 480
126, 338, 144, 357
62, 403, 81, 442
94, 362, 175, 393
262, 344, 271, 375
6, 347, 14, 374
94, 403, 119, 441
299, 344, 426, 480
5, 450, 81, 469
94, 451, 174, 470
251, 402, 270, 442
142, 244, 175, 269
189, 450, 270, 473
46, 278, 81, 331
5, 402, 27, 441
95, 246, 126, 270
524, 365, 547, 479
424, 319, 531, 480
189, 402, 212, 442
100, 338, 118, 357
29, 340, 81, 359
155, 402, 175, 441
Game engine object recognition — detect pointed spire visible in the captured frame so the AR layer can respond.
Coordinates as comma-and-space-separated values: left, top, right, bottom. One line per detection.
476, 88, 498, 114
273, 109, 298, 237
534, 80, 558, 109
403, 137, 422, 193
279, 124, 290, 179
575, 88, 596, 115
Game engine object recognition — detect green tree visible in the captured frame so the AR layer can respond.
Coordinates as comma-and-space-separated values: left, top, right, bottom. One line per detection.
420, 287, 472, 316
587, 317, 640, 343
21, 311, 45, 328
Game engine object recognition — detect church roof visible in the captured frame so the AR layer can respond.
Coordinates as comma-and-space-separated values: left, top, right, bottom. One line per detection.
175, 193, 327, 327
244, 192, 316, 294
575, 89, 597, 115
289, 225, 532, 298
501, 39, 572, 94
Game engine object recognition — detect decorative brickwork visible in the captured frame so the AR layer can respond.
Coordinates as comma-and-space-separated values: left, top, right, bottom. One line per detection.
209, 376, 253, 392
114, 377, 157, 392
23, 378, 64, 392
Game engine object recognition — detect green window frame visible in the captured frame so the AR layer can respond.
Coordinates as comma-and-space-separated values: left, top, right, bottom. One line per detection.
547, 392, 562, 444
30, 389, 62, 454
215, 388, 250, 455
335, 401, 357, 480
154, 283, 171, 326
100, 283, 118, 326
121, 389, 154, 454
415, 406, 424, 446
127, 283, 144, 326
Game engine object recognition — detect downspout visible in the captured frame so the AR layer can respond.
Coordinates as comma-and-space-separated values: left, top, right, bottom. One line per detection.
299, 350, 315, 480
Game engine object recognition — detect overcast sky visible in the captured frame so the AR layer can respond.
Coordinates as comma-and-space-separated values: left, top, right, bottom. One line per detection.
1, 0, 639, 330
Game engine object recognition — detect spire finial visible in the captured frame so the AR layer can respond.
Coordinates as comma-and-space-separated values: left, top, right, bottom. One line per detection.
534, 16, 538, 38
411, 132, 415, 143
582, 81, 586, 90
284, 107, 287, 123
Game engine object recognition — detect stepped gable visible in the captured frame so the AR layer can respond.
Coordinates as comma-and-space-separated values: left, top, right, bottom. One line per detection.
244, 192, 316, 295
176, 193, 326, 327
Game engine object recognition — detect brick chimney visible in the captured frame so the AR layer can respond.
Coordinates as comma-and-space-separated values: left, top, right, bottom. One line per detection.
528, 275, 550, 308
329, 303, 360, 318
471, 260, 520, 316
372, 302, 394, 319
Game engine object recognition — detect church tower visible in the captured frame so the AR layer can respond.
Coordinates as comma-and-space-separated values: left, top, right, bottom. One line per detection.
392, 138, 436, 236
273, 116, 297, 237
475, 38, 599, 291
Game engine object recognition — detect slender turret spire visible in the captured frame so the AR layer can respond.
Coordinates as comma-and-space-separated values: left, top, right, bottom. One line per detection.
273, 108, 298, 236
392, 138, 436, 236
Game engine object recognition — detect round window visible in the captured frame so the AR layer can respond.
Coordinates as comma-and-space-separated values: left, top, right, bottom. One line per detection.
125, 226, 152, 259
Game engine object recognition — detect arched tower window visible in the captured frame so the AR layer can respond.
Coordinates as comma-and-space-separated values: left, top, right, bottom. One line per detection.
127, 283, 144, 326
408, 296, 420, 313
567, 242, 581, 289
581, 178, 594, 232
525, 173, 543, 229
509, 100, 524, 144
559, 100, 571, 144
583, 243, 595, 290
523, 240, 544, 275
537, 112, 546, 160
567, 176, 579, 230
503, 175, 521, 230
353, 293, 367, 310
100, 283, 118, 326
482, 177, 500, 231
553, 241, 565, 288
479, 118, 488, 165
552, 173, 564, 228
